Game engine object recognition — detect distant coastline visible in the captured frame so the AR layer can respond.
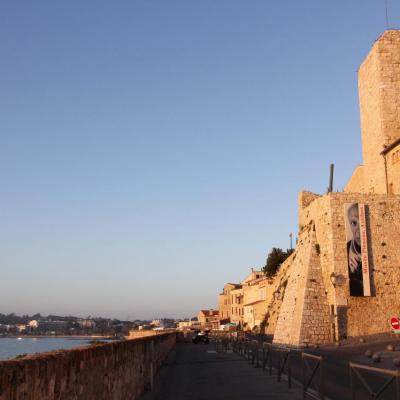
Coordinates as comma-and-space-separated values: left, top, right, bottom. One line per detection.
0, 334, 116, 340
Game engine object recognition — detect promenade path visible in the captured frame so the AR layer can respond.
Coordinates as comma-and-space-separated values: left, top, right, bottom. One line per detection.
141, 342, 303, 400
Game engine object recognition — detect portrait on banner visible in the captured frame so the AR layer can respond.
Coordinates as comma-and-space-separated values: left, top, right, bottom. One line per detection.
344, 203, 371, 297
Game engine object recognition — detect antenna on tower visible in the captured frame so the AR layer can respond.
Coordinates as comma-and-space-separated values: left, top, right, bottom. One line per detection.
385, 0, 390, 29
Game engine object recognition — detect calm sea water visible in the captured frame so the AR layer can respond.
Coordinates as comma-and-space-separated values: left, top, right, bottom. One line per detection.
0, 337, 92, 360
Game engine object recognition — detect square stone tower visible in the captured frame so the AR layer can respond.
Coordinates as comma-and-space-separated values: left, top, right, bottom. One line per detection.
346, 30, 400, 194
270, 32, 400, 346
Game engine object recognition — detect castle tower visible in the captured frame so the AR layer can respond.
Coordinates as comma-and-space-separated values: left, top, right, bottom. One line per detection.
346, 30, 400, 194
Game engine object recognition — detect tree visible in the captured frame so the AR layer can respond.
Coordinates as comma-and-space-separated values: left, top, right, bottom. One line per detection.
262, 247, 294, 278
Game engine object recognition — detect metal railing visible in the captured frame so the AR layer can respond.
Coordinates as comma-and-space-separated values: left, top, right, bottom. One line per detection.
349, 361, 400, 400
302, 352, 324, 400
209, 333, 400, 400
262, 343, 273, 376
250, 340, 258, 365
275, 347, 292, 388
214, 338, 230, 353
229, 338, 292, 388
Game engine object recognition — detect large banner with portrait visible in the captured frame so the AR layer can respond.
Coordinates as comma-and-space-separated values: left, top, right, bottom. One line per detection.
344, 203, 371, 297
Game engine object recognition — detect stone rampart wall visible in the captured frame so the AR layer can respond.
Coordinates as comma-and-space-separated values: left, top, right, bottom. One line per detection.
271, 191, 400, 346
328, 193, 400, 337
272, 227, 331, 347
264, 253, 295, 335
298, 192, 400, 339
386, 143, 400, 194
346, 30, 400, 194
0, 333, 176, 400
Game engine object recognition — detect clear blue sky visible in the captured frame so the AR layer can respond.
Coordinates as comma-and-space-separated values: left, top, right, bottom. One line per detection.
1, 1, 398, 320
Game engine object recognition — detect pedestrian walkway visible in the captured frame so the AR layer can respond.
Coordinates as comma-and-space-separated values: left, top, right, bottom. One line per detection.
141, 343, 303, 400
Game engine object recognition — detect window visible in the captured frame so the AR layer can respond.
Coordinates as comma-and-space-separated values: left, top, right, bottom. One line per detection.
392, 149, 400, 165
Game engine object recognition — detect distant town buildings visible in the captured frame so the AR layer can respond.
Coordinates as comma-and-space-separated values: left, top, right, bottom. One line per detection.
0, 314, 139, 337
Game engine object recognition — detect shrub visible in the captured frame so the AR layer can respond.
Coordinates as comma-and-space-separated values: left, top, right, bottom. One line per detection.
262, 248, 294, 277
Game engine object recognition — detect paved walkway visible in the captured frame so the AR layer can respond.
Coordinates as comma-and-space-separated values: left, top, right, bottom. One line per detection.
141, 343, 303, 400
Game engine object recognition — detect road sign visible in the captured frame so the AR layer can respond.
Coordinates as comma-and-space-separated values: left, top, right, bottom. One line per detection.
390, 317, 400, 331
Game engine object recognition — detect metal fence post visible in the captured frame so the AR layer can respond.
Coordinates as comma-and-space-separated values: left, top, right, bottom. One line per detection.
262, 344, 266, 371
150, 340, 154, 391
269, 345, 273, 376
349, 361, 399, 400
303, 359, 306, 400
302, 352, 324, 400
349, 364, 354, 400
320, 356, 323, 399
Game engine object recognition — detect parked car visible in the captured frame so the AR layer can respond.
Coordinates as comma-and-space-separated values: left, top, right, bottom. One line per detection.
192, 331, 210, 344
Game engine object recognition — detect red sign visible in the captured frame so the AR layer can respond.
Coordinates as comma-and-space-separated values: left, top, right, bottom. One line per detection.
390, 317, 400, 331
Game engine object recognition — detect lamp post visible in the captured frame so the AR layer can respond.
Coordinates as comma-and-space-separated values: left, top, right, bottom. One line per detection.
330, 272, 345, 287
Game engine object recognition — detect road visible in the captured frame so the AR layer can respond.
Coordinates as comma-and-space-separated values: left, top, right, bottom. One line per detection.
267, 338, 400, 399
141, 342, 303, 400
142, 337, 400, 400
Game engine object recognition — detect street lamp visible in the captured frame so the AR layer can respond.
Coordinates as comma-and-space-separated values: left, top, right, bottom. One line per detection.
330, 272, 345, 287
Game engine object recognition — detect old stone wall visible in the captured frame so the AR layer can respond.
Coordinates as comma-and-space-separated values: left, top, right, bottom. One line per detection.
0, 333, 176, 400
263, 253, 295, 335
270, 190, 400, 346
326, 192, 400, 337
272, 228, 331, 347
385, 143, 400, 194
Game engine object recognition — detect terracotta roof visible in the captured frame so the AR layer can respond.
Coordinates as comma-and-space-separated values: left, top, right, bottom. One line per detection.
199, 310, 219, 316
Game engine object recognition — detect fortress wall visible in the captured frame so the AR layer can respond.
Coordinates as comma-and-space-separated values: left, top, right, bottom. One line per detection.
0, 333, 176, 400
300, 192, 400, 337
264, 253, 296, 335
272, 227, 331, 347
299, 194, 336, 306
327, 193, 400, 337
358, 31, 400, 193
346, 31, 400, 194
386, 144, 400, 194
272, 191, 400, 345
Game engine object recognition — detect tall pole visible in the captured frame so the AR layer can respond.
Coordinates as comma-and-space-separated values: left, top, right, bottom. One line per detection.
328, 164, 334, 193
289, 232, 293, 251
385, 0, 389, 29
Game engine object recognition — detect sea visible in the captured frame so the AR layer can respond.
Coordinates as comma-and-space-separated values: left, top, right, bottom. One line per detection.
0, 337, 94, 360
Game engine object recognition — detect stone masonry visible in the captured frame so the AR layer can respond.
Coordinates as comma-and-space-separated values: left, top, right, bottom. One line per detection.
273, 190, 400, 346
346, 30, 400, 194
273, 228, 330, 346
0, 333, 176, 400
